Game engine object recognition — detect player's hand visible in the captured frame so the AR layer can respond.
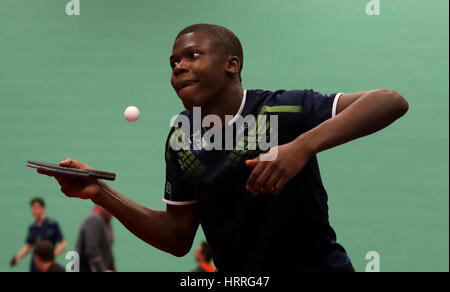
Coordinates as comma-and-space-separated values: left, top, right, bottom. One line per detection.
37, 158, 100, 200
10, 256, 18, 267
245, 140, 313, 195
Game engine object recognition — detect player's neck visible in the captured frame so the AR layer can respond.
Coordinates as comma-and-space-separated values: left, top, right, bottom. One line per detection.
202, 83, 243, 126
36, 215, 46, 226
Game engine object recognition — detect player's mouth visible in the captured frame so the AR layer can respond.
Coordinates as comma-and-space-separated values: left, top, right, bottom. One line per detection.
178, 80, 198, 93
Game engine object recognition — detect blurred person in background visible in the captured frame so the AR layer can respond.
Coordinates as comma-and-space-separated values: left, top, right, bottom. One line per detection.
34, 240, 65, 272
192, 241, 215, 272
76, 205, 115, 272
10, 197, 67, 272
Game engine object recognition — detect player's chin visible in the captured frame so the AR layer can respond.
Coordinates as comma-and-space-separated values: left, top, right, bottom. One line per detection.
178, 91, 207, 111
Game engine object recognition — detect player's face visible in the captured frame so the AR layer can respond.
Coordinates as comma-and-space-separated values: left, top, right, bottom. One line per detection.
170, 32, 230, 111
34, 255, 45, 272
31, 203, 45, 219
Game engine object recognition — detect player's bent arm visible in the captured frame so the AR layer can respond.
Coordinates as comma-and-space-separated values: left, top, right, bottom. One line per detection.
300, 88, 409, 155
245, 89, 408, 195
15, 244, 31, 261
54, 240, 67, 257
93, 180, 199, 257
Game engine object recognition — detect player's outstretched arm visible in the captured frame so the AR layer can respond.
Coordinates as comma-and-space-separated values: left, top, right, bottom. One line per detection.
94, 180, 199, 257
10, 244, 31, 267
38, 159, 199, 257
54, 240, 67, 257
246, 88, 408, 195
300, 88, 409, 153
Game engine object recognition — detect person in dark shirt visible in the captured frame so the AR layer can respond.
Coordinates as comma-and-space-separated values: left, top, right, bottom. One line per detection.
37, 24, 408, 271
11, 197, 67, 272
192, 241, 215, 272
76, 205, 115, 272
34, 240, 65, 272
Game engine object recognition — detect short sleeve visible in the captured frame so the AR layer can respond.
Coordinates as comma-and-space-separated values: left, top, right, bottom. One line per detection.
163, 128, 196, 206
25, 227, 34, 245
163, 160, 196, 205
52, 222, 64, 242
299, 90, 342, 130
272, 89, 342, 131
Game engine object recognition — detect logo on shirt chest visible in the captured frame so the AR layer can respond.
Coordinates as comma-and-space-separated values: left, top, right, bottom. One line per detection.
189, 130, 208, 151
165, 182, 172, 195
169, 107, 279, 156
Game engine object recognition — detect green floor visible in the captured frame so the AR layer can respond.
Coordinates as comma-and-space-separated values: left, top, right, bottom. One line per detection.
0, 0, 448, 271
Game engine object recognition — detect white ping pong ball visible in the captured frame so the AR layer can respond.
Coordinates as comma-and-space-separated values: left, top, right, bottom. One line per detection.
124, 106, 140, 122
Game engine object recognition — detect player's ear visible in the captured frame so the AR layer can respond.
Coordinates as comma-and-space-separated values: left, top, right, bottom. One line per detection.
225, 56, 241, 75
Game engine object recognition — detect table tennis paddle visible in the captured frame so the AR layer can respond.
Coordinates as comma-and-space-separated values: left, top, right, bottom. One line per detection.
26, 161, 116, 181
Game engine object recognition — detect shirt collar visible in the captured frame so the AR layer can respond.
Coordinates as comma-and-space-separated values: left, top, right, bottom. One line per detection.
227, 89, 247, 126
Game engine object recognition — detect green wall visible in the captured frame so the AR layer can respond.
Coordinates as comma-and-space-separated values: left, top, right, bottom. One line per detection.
0, 0, 448, 272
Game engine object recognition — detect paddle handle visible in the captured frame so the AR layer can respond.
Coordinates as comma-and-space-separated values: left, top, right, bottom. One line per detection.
89, 170, 116, 181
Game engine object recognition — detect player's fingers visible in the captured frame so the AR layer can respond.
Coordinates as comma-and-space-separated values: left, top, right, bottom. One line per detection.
273, 177, 288, 195
246, 162, 266, 194
62, 184, 97, 199
58, 158, 72, 167
54, 175, 66, 186
261, 172, 281, 194
10, 256, 17, 266
253, 166, 273, 195
61, 177, 98, 199
37, 169, 56, 177
59, 158, 91, 170
36, 170, 69, 189
245, 157, 259, 168
61, 181, 83, 198
80, 184, 99, 198
59, 176, 80, 194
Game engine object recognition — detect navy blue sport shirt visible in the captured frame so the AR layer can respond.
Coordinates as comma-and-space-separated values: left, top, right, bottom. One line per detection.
26, 217, 64, 272
164, 89, 353, 272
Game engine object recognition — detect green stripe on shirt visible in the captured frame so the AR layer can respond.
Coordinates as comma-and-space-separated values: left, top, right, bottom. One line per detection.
259, 105, 302, 115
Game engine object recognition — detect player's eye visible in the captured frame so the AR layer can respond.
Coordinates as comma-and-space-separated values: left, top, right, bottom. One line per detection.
191, 52, 200, 59
170, 52, 199, 69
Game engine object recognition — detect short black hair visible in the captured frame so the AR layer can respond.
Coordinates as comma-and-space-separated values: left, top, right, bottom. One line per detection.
200, 241, 213, 262
176, 24, 243, 81
30, 197, 45, 208
34, 240, 55, 262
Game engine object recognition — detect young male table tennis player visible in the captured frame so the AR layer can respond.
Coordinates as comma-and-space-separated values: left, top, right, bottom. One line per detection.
38, 24, 408, 272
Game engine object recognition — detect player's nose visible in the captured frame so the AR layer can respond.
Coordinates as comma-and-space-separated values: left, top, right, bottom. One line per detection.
173, 59, 189, 77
